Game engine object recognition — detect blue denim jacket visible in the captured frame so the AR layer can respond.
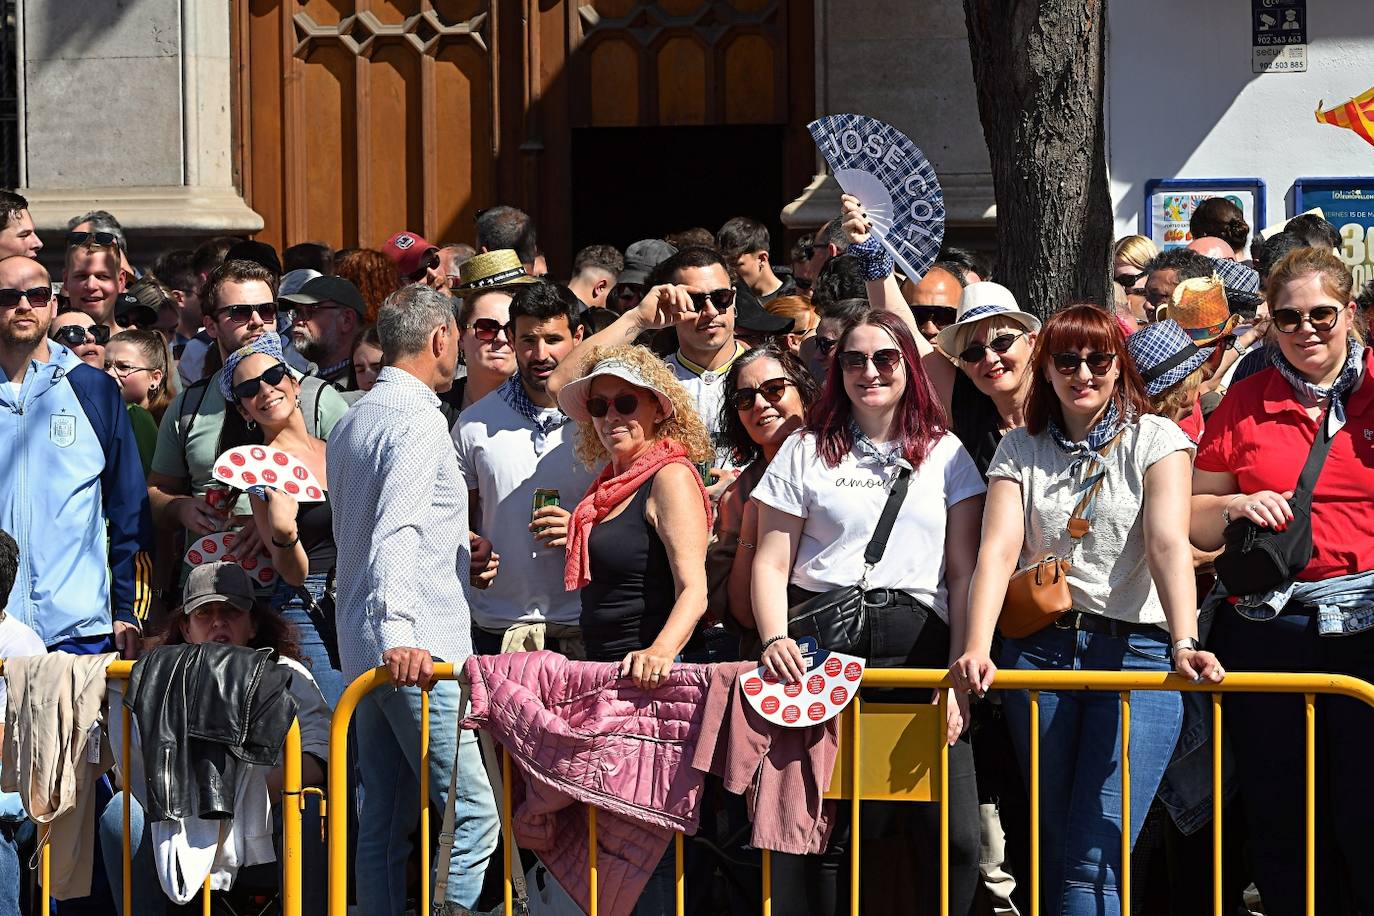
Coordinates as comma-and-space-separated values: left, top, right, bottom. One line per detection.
1158, 571, 1374, 833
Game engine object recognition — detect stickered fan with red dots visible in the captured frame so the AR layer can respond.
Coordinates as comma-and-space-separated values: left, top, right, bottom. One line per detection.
741, 647, 864, 728
212, 446, 326, 502
182, 530, 279, 588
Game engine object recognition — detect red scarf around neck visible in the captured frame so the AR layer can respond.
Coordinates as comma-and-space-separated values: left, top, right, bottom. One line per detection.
564, 438, 713, 591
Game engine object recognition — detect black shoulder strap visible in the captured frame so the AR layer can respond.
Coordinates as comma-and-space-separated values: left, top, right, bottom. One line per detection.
177, 378, 214, 454
862, 467, 912, 567
1293, 398, 1340, 501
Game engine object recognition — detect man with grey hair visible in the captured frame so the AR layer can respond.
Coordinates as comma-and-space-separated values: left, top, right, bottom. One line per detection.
327, 284, 499, 916
66, 209, 127, 250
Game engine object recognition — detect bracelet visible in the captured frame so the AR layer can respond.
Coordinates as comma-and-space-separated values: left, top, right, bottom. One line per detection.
272, 531, 301, 549
761, 634, 791, 652
737, 540, 755, 550
1221, 495, 1245, 525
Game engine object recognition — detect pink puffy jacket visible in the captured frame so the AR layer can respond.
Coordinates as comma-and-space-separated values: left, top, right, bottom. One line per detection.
462, 651, 713, 916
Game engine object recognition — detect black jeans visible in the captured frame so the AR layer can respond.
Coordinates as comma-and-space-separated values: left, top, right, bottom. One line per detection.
769, 601, 981, 916
1210, 603, 1374, 916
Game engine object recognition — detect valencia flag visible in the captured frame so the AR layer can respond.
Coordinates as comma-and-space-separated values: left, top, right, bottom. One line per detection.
1316, 87, 1374, 147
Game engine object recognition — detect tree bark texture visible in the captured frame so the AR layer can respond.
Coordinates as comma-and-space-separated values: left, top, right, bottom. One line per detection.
963, 0, 1113, 320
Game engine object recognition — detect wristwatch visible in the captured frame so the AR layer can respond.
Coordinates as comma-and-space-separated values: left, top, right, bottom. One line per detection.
1170, 637, 1201, 657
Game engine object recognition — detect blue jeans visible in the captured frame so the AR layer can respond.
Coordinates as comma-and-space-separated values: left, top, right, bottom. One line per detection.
0, 820, 24, 916
353, 680, 499, 914
1001, 624, 1182, 916
98, 792, 164, 916
273, 571, 347, 708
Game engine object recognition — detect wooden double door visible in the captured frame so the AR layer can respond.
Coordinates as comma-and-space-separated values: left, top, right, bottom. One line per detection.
234, 0, 816, 275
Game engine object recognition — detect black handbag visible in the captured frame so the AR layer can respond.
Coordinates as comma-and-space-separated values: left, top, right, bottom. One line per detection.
1214, 399, 1338, 596
786, 466, 911, 655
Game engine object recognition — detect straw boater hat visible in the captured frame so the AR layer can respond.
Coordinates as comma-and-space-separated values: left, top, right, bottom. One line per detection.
1169, 274, 1241, 345
453, 249, 540, 294
933, 282, 1041, 356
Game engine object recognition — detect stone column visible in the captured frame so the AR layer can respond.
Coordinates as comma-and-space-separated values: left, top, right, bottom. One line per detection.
17, 0, 262, 262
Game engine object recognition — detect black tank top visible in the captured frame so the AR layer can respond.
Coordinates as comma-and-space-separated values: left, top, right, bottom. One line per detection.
950, 371, 1003, 479
297, 495, 335, 575
580, 474, 676, 662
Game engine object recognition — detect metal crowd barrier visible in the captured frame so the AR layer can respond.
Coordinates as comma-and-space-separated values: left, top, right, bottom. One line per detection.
0, 659, 306, 916
324, 665, 1374, 916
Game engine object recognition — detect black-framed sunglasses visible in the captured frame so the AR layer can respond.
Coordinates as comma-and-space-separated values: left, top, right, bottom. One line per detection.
957, 332, 1025, 364
216, 302, 278, 323
0, 286, 53, 309
230, 362, 290, 402
688, 288, 736, 312
1113, 271, 1148, 290
293, 302, 341, 320
1051, 351, 1117, 376
815, 335, 839, 357
1271, 305, 1341, 334
469, 317, 508, 342
729, 378, 796, 411
586, 393, 642, 418
51, 324, 111, 348
839, 348, 902, 374
406, 251, 441, 283
66, 230, 119, 249
912, 305, 957, 327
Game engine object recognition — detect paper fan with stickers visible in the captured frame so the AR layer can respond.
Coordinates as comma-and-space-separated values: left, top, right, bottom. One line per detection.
807, 113, 945, 282
212, 446, 325, 502
182, 530, 279, 589
740, 641, 865, 728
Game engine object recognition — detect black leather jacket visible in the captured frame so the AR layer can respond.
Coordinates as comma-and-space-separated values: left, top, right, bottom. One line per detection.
125, 642, 300, 823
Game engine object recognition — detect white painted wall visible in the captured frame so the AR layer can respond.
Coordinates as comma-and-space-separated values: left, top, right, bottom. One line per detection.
1107, 0, 1374, 245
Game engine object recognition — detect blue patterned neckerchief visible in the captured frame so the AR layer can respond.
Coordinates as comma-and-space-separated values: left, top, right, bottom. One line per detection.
1048, 400, 1126, 520
1272, 337, 1364, 435
498, 374, 568, 455
849, 419, 903, 467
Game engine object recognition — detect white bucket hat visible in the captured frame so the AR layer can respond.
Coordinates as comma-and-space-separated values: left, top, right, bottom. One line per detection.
557, 357, 677, 422
933, 282, 1041, 356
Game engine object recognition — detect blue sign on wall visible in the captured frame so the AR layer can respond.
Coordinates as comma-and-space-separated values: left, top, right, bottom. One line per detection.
1294, 177, 1374, 291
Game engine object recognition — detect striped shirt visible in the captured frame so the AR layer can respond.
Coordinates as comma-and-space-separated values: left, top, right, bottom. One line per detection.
327, 367, 474, 680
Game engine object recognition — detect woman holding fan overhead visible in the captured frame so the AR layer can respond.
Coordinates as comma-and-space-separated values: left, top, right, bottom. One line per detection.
217, 331, 345, 706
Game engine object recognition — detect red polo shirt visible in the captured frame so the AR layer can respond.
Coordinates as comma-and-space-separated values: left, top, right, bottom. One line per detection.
1196, 350, 1374, 582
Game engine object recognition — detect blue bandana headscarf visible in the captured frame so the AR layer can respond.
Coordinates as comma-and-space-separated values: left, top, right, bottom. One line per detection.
219, 332, 286, 402
1272, 337, 1365, 435
848, 419, 904, 467
1048, 400, 1128, 518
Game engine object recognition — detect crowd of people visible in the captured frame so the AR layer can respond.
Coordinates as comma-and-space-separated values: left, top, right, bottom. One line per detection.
0, 182, 1371, 916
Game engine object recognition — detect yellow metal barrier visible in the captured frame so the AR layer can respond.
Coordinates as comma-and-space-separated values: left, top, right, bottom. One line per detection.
0, 658, 304, 916
325, 664, 1374, 916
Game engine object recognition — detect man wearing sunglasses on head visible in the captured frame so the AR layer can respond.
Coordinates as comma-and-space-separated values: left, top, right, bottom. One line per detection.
0, 255, 153, 659
547, 246, 748, 490
62, 235, 127, 334
147, 260, 350, 560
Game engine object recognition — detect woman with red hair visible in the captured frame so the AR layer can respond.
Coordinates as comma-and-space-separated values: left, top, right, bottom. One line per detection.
952, 304, 1223, 915
750, 308, 985, 915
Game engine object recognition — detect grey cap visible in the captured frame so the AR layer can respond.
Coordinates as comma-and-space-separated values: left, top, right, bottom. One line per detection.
617, 239, 678, 286
278, 269, 322, 298
182, 562, 255, 615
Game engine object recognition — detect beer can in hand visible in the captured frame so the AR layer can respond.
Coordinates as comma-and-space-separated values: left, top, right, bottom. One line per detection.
531, 488, 560, 532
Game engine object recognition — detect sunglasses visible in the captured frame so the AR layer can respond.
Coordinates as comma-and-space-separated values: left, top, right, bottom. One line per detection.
66, 230, 119, 249
729, 378, 795, 411
1113, 271, 1147, 290
815, 335, 839, 357
958, 332, 1024, 364
839, 348, 902, 374
406, 252, 441, 283
688, 288, 736, 312
1271, 306, 1341, 334
51, 324, 111, 348
801, 244, 817, 261
469, 317, 508, 341
293, 302, 342, 320
230, 362, 290, 402
216, 302, 278, 323
912, 305, 957, 327
115, 310, 157, 330
586, 393, 642, 418
0, 286, 54, 309
615, 288, 643, 301
1051, 351, 1117, 376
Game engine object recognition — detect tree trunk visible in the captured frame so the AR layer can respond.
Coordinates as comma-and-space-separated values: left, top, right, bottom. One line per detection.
963, 0, 1113, 320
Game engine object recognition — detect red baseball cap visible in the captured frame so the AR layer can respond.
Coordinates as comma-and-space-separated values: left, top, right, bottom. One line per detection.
383, 231, 439, 278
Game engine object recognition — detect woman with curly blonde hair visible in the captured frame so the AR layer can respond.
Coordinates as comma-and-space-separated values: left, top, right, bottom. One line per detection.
555, 344, 714, 692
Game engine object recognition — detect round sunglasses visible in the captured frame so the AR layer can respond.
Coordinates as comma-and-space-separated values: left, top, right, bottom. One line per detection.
839, 349, 902, 374
958, 332, 1024, 364
230, 362, 290, 402
729, 378, 795, 411
1051, 351, 1117, 376
586, 393, 643, 418
1271, 306, 1341, 335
